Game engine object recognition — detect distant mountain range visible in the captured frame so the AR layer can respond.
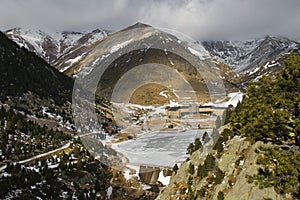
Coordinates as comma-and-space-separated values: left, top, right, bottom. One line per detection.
201, 35, 299, 73
5, 27, 299, 79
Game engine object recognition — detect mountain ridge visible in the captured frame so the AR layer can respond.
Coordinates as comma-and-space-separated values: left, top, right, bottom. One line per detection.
201, 35, 299, 73
5, 27, 111, 70
6, 26, 299, 80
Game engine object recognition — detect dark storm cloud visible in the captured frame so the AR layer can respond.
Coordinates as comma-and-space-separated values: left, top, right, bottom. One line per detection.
1, 0, 300, 40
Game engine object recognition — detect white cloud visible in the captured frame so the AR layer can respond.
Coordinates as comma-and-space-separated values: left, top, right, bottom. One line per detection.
1, 0, 300, 40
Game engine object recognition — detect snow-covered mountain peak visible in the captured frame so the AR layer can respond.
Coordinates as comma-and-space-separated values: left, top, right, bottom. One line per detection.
5, 27, 110, 64
126, 22, 152, 29
202, 35, 299, 73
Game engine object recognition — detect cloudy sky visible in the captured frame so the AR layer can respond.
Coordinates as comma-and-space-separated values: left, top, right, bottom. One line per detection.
1, 0, 300, 40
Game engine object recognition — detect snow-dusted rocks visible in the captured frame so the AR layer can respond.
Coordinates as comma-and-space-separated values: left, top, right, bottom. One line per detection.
201, 35, 299, 73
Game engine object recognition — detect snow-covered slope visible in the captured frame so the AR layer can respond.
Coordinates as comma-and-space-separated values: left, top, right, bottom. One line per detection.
202, 35, 299, 73
5, 28, 110, 71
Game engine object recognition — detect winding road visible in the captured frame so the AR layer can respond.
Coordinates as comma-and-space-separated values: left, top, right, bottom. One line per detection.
0, 142, 71, 172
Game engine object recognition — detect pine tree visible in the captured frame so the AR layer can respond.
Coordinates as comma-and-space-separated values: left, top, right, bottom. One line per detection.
173, 163, 179, 174
214, 167, 225, 184
95, 180, 100, 191
188, 163, 195, 174
77, 158, 83, 170
187, 143, 195, 155
6, 121, 14, 131
197, 188, 206, 198
204, 154, 215, 172
194, 138, 202, 150
217, 191, 224, 200
202, 131, 210, 143
197, 164, 207, 178
202, 131, 208, 142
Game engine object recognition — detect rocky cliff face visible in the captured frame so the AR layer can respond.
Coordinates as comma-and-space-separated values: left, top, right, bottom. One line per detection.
156, 132, 293, 200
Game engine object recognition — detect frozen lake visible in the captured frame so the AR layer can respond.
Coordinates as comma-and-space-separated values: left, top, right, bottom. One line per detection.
111, 129, 211, 167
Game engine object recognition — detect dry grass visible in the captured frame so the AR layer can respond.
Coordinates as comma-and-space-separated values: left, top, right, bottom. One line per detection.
129, 83, 177, 106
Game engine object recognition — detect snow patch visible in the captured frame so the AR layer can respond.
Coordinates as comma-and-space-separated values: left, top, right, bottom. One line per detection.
110, 39, 133, 54
65, 55, 84, 64
158, 171, 171, 186
159, 91, 169, 98
249, 66, 261, 75
106, 186, 113, 199
203, 92, 243, 107
188, 47, 208, 60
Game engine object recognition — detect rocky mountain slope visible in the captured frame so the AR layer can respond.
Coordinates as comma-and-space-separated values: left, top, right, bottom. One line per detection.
4, 25, 240, 87
0, 31, 73, 111
1, 30, 118, 134
0, 30, 157, 199
157, 135, 295, 200
66, 23, 240, 102
5, 28, 110, 72
202, 35, 299, 73
157, 53, 300, 200
6, 27, 299, 94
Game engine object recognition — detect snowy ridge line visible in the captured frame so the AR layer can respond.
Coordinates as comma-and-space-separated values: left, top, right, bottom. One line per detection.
5, 28, 109, 65
201, 35, 299, 72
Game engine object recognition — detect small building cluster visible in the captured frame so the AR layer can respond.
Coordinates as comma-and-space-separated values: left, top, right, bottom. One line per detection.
165, 104, 229, 119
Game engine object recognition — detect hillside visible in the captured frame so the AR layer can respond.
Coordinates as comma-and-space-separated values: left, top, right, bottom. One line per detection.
68, 23, 240, 104
4, 25, 242, 94
0, 30, 75, 121
0, 31, 73, 99
1, 30, 119, 138
0, 107, 155, 199
0, 30, 156, 199
157, 53, 300, 200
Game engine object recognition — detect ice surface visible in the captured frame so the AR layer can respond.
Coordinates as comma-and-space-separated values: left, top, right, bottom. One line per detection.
111, 129, 211, 167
